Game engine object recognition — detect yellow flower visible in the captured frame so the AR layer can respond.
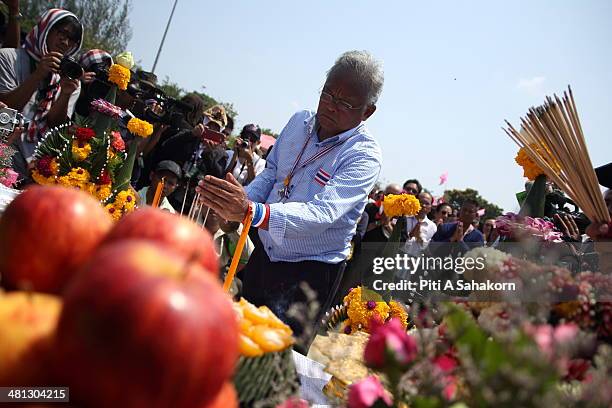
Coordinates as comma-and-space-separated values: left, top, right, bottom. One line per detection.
105, 203, 122, 221
72, 140, 92, 162
515, 146, 544, 181
67, 167, 90, 183
127, 117, 153, 138
383, 194, 421, 218
114, 189, 136, 212
49, 159, 59, 175
31, 169, 55, 185
344, 286, 390, 332
389, 300, 409, 330
108, 148, 116, 159
94, 184, 112, 201
108, 64, 131, 90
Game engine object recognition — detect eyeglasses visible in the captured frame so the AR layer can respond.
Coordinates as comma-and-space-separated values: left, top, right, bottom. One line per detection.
320, 90, 363, 111
55, 27, 79, 44
404, 187, 418, 194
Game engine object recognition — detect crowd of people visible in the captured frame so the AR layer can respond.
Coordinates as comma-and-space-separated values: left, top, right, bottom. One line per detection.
1, 4, 611, 352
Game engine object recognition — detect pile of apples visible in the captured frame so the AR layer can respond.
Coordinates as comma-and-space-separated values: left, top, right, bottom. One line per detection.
0, 186, 239, 408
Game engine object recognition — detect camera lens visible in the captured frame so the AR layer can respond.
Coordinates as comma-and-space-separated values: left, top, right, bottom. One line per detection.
59, 57, 84, 80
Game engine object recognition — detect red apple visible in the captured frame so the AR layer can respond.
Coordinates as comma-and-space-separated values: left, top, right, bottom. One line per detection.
0, 186, 113, 294
56, 240, 239, 408
103, 207, 219, 276
0, 291, 62, 386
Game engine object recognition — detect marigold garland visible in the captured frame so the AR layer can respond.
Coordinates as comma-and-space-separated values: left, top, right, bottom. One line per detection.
105, 203, 122, 221
31, 169, 56, 185
108, 64, 131, 91
343, 287, 390, 332
515, 146, 544, 181
93, 184, 112, 201
72, 140, 92, 162
383, 193, 421, 218
127, 117, 153, 138
389, 300, 409, 330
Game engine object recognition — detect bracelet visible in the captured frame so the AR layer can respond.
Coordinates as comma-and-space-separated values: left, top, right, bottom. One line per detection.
250, 202, 268, 228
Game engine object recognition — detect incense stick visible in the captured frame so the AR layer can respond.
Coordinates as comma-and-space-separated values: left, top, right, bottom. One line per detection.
504, 86, 610, 224
180, 178, 191, 216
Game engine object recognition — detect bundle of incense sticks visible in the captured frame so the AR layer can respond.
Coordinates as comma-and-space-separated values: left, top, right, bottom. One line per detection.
504, 86, 610, 224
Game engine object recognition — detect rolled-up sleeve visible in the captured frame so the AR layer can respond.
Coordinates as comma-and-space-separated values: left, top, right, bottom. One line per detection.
266, 150, 381, 246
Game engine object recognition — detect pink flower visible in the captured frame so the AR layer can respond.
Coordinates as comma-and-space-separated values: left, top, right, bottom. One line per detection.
439, 171, 448, 185
553, 323, 579, 344
347, 376, 392, 408
524, 323, 579, 357
364, 318, 417, 369
432, 354, 458, 373
0, 168, 18, 187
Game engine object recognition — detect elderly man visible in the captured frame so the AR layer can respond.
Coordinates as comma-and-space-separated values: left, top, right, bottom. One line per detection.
198, 50, 383, 333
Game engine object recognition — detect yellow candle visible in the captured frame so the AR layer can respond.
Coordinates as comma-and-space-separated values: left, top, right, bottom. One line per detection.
223, 206, 253, 292
151, 177, 165, 208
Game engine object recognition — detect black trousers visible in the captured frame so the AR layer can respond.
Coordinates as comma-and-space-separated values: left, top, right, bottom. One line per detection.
241, 244, 346, 351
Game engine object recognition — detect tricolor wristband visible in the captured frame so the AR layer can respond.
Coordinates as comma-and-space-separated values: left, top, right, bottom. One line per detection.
250, 202, 268, 228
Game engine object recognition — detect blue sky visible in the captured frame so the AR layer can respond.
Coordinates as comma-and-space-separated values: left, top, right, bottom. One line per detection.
127, 0, 612, 213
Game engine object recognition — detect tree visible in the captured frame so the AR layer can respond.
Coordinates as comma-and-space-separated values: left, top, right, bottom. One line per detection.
21, 0, 132, 56
443, 188, 503, 218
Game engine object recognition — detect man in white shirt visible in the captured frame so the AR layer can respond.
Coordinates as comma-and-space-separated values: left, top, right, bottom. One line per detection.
225, 124, 266, 186
404, 192, 438, 256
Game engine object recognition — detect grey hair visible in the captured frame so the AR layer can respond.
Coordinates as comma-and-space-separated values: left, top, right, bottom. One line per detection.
326, 50, 384, 105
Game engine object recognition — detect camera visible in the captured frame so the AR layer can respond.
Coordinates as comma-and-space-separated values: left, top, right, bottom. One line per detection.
545, 189, 590, 235
240, 141, 249, 148
127, 80, 193, 128
59, 56, 84, 80
0, 106, 28, 139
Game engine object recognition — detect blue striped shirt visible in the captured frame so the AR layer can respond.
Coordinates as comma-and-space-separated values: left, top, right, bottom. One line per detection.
246, 110, 382, 263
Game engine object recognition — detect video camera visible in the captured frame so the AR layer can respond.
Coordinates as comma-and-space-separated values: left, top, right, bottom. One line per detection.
126, 80, 193, 128
545, 189, 590, 235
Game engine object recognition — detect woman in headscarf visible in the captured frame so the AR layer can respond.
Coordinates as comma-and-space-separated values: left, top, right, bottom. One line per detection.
0, 8, 83, 179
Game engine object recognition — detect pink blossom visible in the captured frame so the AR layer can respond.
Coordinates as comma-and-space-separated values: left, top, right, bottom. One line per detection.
553, 323, 579, 344
0, 168, 18, 187
439, 171, 448, 185
347, 376, 392, 408
364, 318, 418, 369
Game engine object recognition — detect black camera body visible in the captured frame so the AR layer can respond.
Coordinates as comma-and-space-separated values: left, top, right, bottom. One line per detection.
545, 190, 590, 235
59, 56, 84, 80
127, 80, 193, 128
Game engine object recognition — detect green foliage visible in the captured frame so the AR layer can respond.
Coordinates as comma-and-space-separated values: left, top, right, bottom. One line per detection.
21, 0, 132, 57
443, 188, 504, 218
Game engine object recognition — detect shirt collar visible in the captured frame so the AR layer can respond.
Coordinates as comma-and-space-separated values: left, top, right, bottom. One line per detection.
304, 113, 363, 147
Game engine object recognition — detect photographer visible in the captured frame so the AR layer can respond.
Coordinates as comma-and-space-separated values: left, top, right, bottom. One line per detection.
153, 104, 229, 209
74, 48, 113, 118
226, 123, 266, 186
0, 9, 83, 179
